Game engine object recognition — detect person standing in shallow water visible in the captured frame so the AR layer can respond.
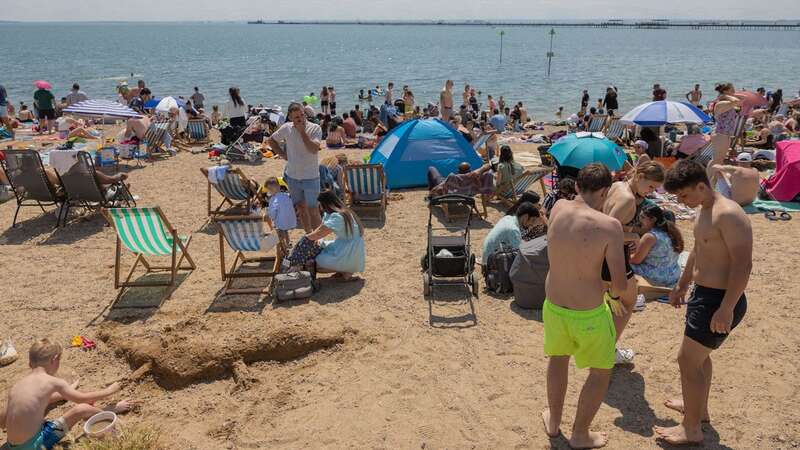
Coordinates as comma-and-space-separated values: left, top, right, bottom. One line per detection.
654, 159, 751, 446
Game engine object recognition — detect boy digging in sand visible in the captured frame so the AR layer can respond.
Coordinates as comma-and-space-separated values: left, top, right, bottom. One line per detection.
654, 160, 752, 445
542, 163, 628, 449
0, 339, 132, 450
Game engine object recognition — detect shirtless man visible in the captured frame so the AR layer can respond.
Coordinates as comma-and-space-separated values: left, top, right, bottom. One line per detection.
440, 80, 454, 121
542, 163, 628, 449
685, 84, 703, 106
1, 339, 131, 450
602, 161, 665, 363
655, 159, 751, 445
707, 152, 760, 206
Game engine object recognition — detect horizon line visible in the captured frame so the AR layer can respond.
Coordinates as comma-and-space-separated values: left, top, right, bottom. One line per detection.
2, 18, 799, 23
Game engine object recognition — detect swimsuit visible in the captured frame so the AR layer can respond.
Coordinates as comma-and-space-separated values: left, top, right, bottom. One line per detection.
685, 285, 747, 349
543, 299, 616, 369
715, 176, 733, 200
715, 108, 738, 136
9, 418, 67, 450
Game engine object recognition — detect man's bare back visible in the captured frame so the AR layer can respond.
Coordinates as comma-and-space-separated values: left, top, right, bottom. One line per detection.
603, 181, 637, 227
691, 192, 752, 290
547, 199, 626, 310
708, 164, 759, 206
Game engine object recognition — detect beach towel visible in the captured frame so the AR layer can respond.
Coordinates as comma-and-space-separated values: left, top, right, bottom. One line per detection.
743, 199, 800, 214
207, 165, 229, 184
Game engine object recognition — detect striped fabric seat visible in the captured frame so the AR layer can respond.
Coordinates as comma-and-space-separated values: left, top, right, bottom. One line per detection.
108, 207, 188, 256
604, 118, 626, 140
346, 164, 386, 202
187, 119, 208, 142
472, 133, 492, 152
587, 115, 608, 132
691, 143, 715, 168
496, 169, 549, 204
213, 172, 251, 201
218, 218, 264, 252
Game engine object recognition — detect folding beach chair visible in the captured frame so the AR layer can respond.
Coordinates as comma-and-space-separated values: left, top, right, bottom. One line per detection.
136, 117, 172, 162
186, 118, 209, 144
344, 163, 388, 220
203, 167, 257, 217
494, 168, 549, 207
729, 115, 748, 152
0, 149, 67, 228
587, 115, 608, 133
472, 131, 495, 159
214, 215, 284, 296
59, 151, 135, 221
102, 207, 196, 301
690, 142, 715, 168
603, 118, 627, 143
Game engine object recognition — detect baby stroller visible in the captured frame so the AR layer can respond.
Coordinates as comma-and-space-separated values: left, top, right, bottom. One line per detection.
421, 194, 479, 296
222, 116, 263, 163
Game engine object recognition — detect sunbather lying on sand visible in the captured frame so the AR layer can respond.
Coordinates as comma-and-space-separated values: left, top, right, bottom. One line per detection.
707, 153, 760, 206
0, 339, 133, 450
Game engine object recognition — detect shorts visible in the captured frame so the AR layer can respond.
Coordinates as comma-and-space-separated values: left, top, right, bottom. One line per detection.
284, 175, 320, 208
10, 418, 66, 450
685, 285, 747, 349
543, 299, 616, 369
37, 109, 56, 120
601, 245, 635, 281
0, 105, 7, 118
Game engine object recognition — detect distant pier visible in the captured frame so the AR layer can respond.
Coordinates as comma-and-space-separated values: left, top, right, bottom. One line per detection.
247, 19, 800, 31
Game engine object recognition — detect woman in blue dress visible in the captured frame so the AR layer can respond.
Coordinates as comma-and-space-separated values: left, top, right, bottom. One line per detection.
305, 190, 366, 281
630, 204, 684, 287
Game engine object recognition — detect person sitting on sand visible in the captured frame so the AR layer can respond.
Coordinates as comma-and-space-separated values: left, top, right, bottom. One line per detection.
428, 161, 494, 197
542, 163, 628, 450
630, 204, 684, 288
0, 338, 132, 450
210, 105, 222, 127
707, 152, 760, 206
541, 177, 577, 218
747, 124, 774, 149
17, 104, 35, 123
481, 202, 545, 265
326, 121, 346, 148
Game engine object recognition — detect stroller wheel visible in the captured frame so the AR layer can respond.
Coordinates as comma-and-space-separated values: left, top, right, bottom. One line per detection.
471, 275, 479, 297
423, 273, 431, 296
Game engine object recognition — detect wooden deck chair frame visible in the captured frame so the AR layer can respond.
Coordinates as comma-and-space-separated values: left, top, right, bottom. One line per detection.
493, 168, 549, 207
1, 149, 67, 228
203, 167, 256, 218
214, 215, 284, 296
102, 207, 196, 302
636, 275, 672, 300
344, 163, 388, 221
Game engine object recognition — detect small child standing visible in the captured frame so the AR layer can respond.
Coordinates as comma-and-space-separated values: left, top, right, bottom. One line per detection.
0, 339, 131, 450
264, 177, 296, 251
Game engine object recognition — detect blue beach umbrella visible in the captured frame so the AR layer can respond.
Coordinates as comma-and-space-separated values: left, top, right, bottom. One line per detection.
549, 132, 628, 171
144, 96, 186, 109
619, 100, 711, 126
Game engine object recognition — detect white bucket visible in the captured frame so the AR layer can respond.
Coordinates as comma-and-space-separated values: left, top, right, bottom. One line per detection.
84, 411, 119, 439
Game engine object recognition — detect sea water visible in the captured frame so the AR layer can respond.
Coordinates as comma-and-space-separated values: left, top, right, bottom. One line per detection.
1, 22, 798, 119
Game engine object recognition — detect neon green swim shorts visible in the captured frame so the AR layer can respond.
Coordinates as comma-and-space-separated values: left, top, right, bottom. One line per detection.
543, 298, 616, 369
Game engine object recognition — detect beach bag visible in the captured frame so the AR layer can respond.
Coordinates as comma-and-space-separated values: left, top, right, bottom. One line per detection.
287, 236, 323, 267
483, 243, 518, 294
275, 271, 314, 302
509, 236, 549, 310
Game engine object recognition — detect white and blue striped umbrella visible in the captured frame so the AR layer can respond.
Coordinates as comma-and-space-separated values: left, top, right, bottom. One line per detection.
619, 100, 711, 126
63, 99, 141, 119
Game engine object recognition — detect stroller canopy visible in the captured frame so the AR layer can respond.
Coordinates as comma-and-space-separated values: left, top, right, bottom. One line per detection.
370, 119, 483, 189
764, 140, 800, 202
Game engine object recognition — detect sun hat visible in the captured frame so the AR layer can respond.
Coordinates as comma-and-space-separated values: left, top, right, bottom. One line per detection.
736, 152, 753, 162
634, 140, 649, 150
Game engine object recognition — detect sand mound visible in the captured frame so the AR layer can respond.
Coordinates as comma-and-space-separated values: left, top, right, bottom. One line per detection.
98, 318, 353, 390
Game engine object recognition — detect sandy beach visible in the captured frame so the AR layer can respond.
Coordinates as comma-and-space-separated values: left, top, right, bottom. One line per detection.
1, 129, 799, 450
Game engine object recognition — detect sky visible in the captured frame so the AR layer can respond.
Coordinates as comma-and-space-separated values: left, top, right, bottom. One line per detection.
3, 0, 800, 22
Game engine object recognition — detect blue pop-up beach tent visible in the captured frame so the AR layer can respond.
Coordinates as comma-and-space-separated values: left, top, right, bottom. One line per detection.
369, 119, 483, 189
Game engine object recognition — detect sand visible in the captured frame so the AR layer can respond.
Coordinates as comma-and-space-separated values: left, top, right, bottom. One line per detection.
1, 130, 799, 449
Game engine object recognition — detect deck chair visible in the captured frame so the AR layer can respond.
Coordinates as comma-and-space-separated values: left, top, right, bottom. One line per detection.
203, 167, 257, 217
344, 163, 388, 220
587, 115, 608, 132
186, 118, 209, 144
774, 103, 789, 117
214, 215, 284, 296
137, 117, 172, 161
603, 118, 627, 142
102, 207, 196, 300
690, 142, 715, 168
59, 151, 135, 221
472, 131, 495, 159
494, 168, 549, 206
729, 115, 748, 151
0, 149, 67, 228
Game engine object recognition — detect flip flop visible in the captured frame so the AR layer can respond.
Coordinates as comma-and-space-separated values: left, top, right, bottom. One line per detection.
763, 210, 792, 221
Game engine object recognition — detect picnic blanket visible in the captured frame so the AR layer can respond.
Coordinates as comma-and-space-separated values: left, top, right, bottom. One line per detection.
743, 199, 800, 213
650, 192, 697, 221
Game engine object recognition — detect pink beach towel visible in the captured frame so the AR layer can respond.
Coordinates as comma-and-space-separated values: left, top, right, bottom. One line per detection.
764, 141, 800, 201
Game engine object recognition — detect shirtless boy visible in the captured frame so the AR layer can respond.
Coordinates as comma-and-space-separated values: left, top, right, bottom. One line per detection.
543, 163, 628, 449
707, 152, 760, 206
0, 339, 131, 450
440, 80, 454, 121
602, 161, 665, 363
654, 160, 752, 445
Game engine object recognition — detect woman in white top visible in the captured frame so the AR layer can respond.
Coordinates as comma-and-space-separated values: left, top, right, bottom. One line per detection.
223, 87, 247, 127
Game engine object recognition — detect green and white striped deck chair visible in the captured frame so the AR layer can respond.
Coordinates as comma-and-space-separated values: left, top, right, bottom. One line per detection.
603, 118, 627, 142
103, 207, 196, 299
587, 115, 608, 132
203, 167, 257, 217
344, 163, 388, 220
494, 168, 549, 206
214, 215, 284, 296
187, 118, 209, 144
690, 142, 715, 168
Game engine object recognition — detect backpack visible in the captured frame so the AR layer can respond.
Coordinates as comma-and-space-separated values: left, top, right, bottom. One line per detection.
483, 243, 518, 294
275, 271, 315, 302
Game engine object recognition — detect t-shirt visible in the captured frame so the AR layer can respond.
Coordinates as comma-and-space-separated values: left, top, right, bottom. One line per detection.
342, 118, 357, 138
481, 215, 521, 264
497, 160, 523, 184
489, 114, 507, 132
34, 89, 55, 111
267, 191, 297, 231
190, 92, 205, 108
223, 99, 247, 119
271, 121, 323, 180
